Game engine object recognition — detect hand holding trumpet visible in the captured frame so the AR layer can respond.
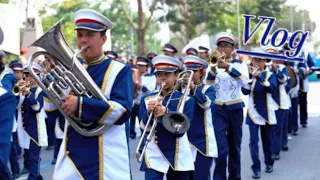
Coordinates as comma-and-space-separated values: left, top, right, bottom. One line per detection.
13, 81, 31, 96
147, 97, 166, 117
208, 50, 228, 69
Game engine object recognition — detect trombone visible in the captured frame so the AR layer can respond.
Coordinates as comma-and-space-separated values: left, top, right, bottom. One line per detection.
135, 70, 194, 163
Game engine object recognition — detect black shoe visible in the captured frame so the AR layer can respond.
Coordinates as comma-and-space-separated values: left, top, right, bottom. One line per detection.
265, 165, 273, 173
302, 124, 307, 128
252, 171, 260, 179
52, 158, 57, 165
281, 145, 289, 151
46, 145, 54, 150
21, 168, 28, 175
272, 153, 280, 160
130, 132, 136, 139
12, 173, 21, 179
292, 131, 298, 136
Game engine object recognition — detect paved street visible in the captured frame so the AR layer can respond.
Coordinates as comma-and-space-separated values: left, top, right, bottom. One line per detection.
16, 82, 320, 180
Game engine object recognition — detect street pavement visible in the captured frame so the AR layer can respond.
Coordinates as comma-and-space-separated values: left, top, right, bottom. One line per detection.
15, 82, 320, 180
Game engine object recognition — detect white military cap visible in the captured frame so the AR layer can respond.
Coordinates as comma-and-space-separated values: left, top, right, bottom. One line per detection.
264, 44, 280, 54
198, 45, 210, 53
23, 63, 43, 75
73, 9, 113, 31
249, 47, 268, 59
183, 55, 208, 70
152, 55, 183, 72
216, 32, 237, 46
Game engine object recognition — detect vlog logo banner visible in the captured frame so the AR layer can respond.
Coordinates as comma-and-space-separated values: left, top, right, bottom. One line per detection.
236, 14, 309, 62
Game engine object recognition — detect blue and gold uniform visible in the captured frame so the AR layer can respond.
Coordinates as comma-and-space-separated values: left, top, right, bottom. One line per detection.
131, 56, 156, 138
242, 48, 278, 178
43, 93, 66, 164
298, 51, 316, 127
0, 87, 16, 180
139, 55, 195, 180
205, 32, 249, 180
265, 46, 292, 159
53, 9, 133, 180
183, 55, 218, 179
16, 64, 48, 180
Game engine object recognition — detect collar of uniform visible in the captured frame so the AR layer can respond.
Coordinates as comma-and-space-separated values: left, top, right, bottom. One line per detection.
141, 72, 148, 76
162, 87, 175, 97
84, 54, 106, 66
30, 84, 38, 89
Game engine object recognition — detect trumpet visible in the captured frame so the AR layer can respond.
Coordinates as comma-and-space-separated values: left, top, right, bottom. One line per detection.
13, 81, 30, 96
207, 50, 226, 67
136, 70, 194, 163
136, 82, 166, 163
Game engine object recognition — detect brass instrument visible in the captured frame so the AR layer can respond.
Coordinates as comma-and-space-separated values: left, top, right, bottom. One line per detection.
136, 70, 194, 163
13, 81, 30, 96
207, 50, 226, 67
27, 19, 112, 137
286, 66, 297, 87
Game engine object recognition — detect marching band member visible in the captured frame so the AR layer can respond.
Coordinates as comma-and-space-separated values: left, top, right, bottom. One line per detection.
52, 9, 133, 180
147, 52, 157, 74
206, 32, 249, 180
139, 55, 195, 180
0, 50, 16, 90
298, 49, 316, 128
183, 55, 218, 179
265, 46, 292, 160
104, 50, 119, 60
0, 41, 16, 179
285, 44, 300, 138
130, 56, 157, 139
0, 85, 16, 180
242, 48, 278, 179
16, 63, 48, 180
198, 45, 210, 60
185, 47, 198, 56
163, 43, 178, 58
8, 61, 24, 178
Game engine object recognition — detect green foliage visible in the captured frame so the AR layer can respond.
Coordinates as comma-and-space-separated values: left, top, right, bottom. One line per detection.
39, 0, 161, 56
161, 0, 316, 48
0, 0, 9, 3
40, 0, 89, 49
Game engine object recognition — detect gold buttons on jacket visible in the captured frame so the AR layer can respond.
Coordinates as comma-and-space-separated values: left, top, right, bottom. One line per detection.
66, 151, 70, 155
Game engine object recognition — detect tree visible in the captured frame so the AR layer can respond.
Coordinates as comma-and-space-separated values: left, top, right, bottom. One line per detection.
119, 0, 160, 56
94, 0, 163, 56
0, 0, 9, 3
39, 0, 89, 49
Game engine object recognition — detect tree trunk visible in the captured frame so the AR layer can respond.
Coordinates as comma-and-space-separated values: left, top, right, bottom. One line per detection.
137, 0, 146, 56
137, 28, 146, 56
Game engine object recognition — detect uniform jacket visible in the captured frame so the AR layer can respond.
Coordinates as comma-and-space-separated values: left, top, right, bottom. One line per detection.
53, 56, 133, 180
242, 70, 278, 125
205, 59, 249, 110
187, 84, 218, 159
16, 86, 48, 149
139, 89, 195, 173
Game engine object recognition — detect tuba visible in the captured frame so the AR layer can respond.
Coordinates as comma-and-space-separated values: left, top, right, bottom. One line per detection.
135, 70, 193, 163
207, 50, 226, 67
27, 19, 111, 137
